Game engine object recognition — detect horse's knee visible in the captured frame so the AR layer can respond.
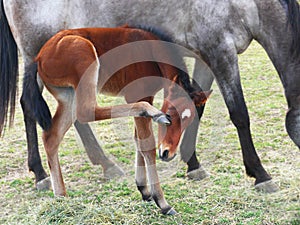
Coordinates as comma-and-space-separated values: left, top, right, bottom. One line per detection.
20, 92, 28, 111
229, 106, 250, 129
286, 91, 300, 109
286, 107, 300, 147
284, 92, 300, 147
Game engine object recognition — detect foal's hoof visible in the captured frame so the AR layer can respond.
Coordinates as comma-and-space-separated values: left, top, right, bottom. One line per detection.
152, 114, 171, 126
255, 180, 279, 193
162, 207, 177, 215
36, 177, 52, 191
187, 166, 210, 181
103, 165, 125, 179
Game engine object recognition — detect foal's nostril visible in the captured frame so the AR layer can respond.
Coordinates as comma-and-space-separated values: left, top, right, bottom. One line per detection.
162, 150, 169, 159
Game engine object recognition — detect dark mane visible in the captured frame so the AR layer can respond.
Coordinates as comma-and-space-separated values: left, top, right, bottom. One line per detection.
280, 0, 300, 58
128, 24, 197, 94
130, 24, 174, 43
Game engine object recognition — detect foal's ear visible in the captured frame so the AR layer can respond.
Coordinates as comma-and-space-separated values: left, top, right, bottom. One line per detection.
191, 90, 212, 106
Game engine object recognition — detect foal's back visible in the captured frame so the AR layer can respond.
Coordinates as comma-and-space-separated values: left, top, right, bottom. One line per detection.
36, 26, 165, 96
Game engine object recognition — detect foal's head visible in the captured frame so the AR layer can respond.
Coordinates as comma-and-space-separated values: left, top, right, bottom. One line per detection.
158, 79, 211, 162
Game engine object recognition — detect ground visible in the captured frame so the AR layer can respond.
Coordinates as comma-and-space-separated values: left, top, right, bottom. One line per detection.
0, 41, 299, 224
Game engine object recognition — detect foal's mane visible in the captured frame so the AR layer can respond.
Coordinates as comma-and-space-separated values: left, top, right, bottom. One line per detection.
280, 0, 300, 58
129, 24, 197, 94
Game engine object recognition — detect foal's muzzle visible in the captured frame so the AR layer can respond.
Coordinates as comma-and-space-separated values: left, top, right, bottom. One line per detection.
159, 147, 177, 162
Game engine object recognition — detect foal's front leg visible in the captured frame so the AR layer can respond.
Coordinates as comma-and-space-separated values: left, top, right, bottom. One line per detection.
135, 148, 151, 201
134, 117, 176, 215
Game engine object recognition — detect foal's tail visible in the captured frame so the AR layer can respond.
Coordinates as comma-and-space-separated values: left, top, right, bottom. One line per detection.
22, 62, 52, 130
0, 0, 19, 136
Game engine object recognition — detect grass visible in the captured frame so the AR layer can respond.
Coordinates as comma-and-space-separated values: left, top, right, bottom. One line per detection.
0, 41, 299, 224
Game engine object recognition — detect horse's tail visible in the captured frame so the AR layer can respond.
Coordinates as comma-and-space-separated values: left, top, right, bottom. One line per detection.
22, 62, 52, 130
0, 0, 19, 136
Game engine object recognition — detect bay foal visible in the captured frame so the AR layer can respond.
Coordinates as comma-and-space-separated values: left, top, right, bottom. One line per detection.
23, 25, 210, 214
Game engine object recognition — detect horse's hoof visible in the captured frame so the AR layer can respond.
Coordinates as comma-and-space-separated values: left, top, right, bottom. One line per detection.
142, 194, 152, 202
153, 114, 171, 126
163, 208, 177, 215
103, 165, 125, 179
36, 177, 51, 191
255, 180, 279, 193
187, 166, 210, 181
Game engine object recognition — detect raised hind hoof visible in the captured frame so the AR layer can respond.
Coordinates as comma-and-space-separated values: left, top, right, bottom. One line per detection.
187, 166, 210, 181
152, 114, 171, 126
103, 165, 125, 179
162, 207, 177, 215
36, 177, 51, 191
255, 180, 279, 193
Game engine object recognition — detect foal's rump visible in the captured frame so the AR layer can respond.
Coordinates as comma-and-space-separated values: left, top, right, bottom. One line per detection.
36, 34, 99, 89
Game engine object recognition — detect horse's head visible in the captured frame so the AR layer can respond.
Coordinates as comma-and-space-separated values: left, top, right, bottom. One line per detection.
158, 81, 212, 162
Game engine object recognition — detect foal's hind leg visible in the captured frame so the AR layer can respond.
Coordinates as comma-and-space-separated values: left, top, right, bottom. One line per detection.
43, 88, 74, 196
134, 117, 176, 215
135, 145, 151, 201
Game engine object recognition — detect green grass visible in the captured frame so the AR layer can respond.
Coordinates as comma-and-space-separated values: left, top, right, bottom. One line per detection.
0, 41, 299, 224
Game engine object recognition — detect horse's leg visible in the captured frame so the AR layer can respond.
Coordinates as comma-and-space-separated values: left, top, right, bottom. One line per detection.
134, 117, 176, 215
180, 59, 214, 180
210, 44, 278, 193
20, 81, 51, 190
73, 121, 124, 178
43, 88, 74, 196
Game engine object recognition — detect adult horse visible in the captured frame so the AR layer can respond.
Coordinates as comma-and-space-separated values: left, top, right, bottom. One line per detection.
1, 0, 299, 192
